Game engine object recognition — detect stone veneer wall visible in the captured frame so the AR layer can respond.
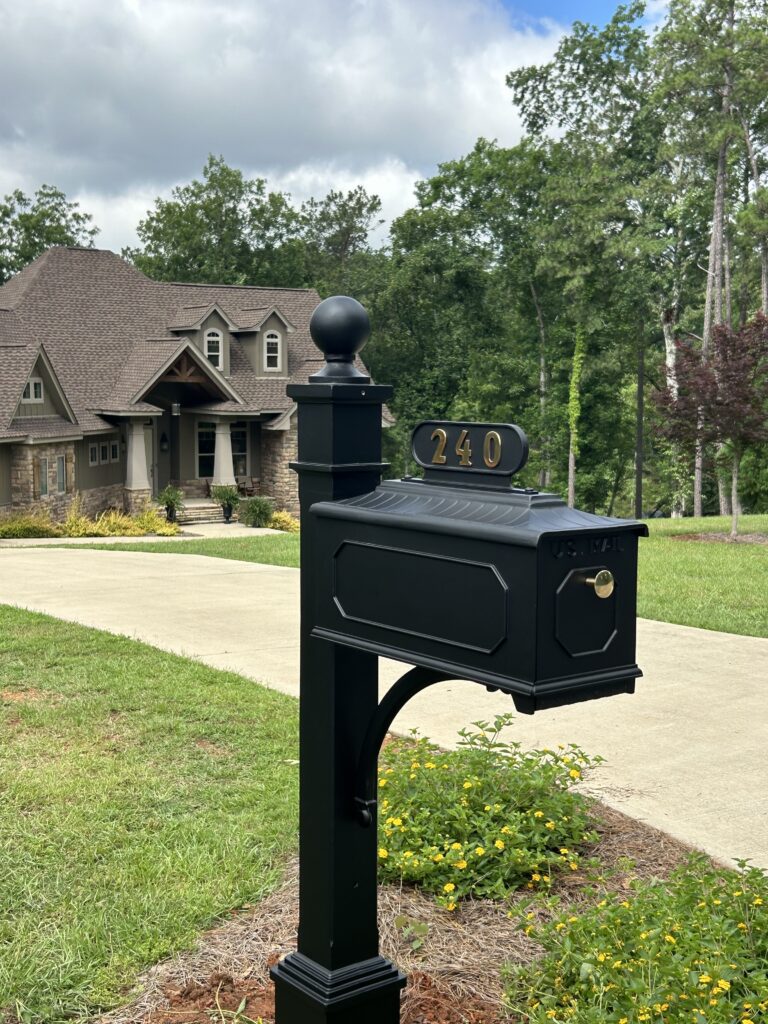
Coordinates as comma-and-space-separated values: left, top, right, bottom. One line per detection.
123, 489, 152, 515
9, 442, 126, 522
260, 417, 299, 516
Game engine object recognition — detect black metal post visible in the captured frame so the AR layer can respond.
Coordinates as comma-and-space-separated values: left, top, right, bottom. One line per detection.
271, 297, 405, 1023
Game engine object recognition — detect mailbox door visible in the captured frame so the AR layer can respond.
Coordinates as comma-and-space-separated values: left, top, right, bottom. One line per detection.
535, 529, 641, 692
313, 517, 538, 692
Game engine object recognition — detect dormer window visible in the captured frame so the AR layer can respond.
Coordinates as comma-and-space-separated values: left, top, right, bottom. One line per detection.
22, 377, 44, 403
204, 330, 222, 369
264, 330, 282, 372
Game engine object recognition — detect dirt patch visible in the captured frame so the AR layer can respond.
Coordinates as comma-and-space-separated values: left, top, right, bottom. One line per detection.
672, 531, 768, 545
194, 739, 229, 757
96, 800, 698, 1024
1, 688, 46, 703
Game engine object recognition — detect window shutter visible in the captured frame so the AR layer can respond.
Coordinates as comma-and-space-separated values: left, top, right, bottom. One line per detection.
33, 458, 40, 499
66, 452, 75, 493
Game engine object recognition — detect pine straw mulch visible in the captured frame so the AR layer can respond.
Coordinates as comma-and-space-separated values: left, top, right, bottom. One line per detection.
672, 531, 768, 545
95, 801, 697, 1024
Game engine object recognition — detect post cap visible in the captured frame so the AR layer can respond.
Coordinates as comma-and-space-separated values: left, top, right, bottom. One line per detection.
309, 295, 371, 382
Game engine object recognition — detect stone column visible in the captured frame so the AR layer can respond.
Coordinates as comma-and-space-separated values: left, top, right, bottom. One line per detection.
212, 419, 236, 486
124, 419, 152, 513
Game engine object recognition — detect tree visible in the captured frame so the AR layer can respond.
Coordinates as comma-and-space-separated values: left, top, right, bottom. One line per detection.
125, 156, 305, 286
0, 185, 98, 283
656, 313, 768, 537
300, 186, 383, 296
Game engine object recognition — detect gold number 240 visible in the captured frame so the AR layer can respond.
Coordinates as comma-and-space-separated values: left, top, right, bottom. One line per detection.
430, 428, 502, 469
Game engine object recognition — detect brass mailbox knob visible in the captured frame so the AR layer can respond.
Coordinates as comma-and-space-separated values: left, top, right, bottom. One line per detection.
586, 569, 614, 599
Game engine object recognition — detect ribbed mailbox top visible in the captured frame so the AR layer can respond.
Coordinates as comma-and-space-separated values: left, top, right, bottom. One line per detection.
312, 479, 648, 547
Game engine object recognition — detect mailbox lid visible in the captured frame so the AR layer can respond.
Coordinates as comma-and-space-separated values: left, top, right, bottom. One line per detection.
311, 479, 649, 546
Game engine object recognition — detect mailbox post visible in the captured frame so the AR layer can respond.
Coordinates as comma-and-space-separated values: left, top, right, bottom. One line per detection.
271, 297, 406, 1023
272, 296, 648, 1023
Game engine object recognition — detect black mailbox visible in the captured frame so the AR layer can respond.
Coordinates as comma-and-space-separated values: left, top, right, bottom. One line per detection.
310, 421, 648, 715
271, 298, 649, 1024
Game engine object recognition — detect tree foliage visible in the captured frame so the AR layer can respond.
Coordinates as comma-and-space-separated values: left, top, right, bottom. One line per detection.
0, 185, 98, 284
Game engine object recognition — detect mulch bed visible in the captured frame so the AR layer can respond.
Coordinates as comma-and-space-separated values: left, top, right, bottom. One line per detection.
96, 802, 697, 1024
672, 531, 768, 544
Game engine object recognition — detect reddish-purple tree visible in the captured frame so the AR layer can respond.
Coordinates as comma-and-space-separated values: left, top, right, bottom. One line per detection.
656, 313, 768, 539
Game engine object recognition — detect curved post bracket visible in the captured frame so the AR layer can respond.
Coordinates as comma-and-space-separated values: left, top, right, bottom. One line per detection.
354, 666, 456, 826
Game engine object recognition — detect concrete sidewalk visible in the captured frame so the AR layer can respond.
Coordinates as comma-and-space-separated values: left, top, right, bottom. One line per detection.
0, 546, 766, 870
0, 521, 273, 546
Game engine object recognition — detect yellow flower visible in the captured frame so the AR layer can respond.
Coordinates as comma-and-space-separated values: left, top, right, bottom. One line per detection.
545, 820, 556, 830
443, 882, 455, 893
699, 975, 712, 985
484, 804, 492, 811
463, 781, 473, 789
446, 901, 456, 911
378, 778, 387, 787
495, 839, 505, 850
532, 872, 541, 882
569, 861, 579, 870
456, 859, 467, 869
738, 922, 748, 930
432, 853, 444, 862
560, 848, 570, 855
403, 851, 413, 858
378, 848, 388, 858
569, 769, 581, 779
555, 922, 566, 931
716, 980, 731, 992
753, 897, 763, 906
664, 934, 676, 944
475, 846, 485, 856
424, 761, 436, 769
545, 1011, 557, 1020
534, 810, 544, 818
450, 842, 462, 850
501, 825, 512, 834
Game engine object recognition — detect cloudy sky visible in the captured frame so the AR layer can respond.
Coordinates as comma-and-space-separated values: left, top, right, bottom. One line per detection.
0, 0, 663, 252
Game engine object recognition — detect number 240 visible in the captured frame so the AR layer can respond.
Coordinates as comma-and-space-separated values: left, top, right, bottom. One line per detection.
430, 428, 502, 469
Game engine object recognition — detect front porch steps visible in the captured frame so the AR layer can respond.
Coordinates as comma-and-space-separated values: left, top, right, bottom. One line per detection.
175, 500, 228, 526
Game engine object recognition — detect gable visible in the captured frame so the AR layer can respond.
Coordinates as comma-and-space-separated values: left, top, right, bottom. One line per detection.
15, 352, 74, 421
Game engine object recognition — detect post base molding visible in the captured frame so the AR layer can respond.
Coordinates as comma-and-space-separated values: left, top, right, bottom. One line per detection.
271, 952, 405, 1022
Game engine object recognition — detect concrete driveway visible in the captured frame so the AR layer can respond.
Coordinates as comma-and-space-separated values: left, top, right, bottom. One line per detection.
1, 546, 766, 870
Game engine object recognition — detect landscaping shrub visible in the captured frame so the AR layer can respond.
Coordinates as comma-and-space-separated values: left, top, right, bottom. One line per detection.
504, 853, 768, 1023
240, 496, 275, 527
377, 716, 602, 909
0, 510, 63, 538
130, 504, 179, 536
269, 509, 300, 532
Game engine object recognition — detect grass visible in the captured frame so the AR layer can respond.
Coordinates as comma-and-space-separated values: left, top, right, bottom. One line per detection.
0, 605, 299, 1024
639, 514, 768, 638
61, 532, 301, 568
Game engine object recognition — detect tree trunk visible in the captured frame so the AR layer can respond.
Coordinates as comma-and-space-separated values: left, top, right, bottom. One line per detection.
730, 451, 740, 541
742, 116, 768, 312
529, 279, 551, 487
567, 442, 576, 509
635, 337, 644, 519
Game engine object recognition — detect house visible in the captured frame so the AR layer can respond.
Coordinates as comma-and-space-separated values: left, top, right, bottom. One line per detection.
0, 247, 349, 520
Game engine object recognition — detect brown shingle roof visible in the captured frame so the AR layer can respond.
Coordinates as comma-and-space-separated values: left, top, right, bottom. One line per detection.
0, 247, 327, 435
0, 340, 38, 429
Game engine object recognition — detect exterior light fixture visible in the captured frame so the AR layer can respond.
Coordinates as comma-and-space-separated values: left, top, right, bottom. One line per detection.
159, 433, 169, 453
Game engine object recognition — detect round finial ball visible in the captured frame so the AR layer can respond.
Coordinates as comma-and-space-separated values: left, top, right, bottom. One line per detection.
310, 295, 370, 361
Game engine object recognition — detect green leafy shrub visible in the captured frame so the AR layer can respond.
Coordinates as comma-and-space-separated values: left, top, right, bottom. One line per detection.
269, 509, 300, 532
210, 484, 240, 509
0, 511, 63, 538
504, 854, 768, 1023
240, 496, 275, 527
132, 504, 179, 536
156, 485, 185, 520
377, 716, 602, 910
62, 495, 94, 537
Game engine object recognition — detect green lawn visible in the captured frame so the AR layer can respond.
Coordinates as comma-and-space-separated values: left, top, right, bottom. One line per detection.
638, 515, 768, 637
0, 606, 299, 1023
65, 532, 301, 567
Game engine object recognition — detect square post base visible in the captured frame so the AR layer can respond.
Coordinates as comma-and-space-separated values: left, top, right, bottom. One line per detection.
271, 952, 405, 1023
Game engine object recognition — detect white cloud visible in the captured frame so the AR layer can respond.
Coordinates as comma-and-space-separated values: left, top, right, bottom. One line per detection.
0, 0, 564, 251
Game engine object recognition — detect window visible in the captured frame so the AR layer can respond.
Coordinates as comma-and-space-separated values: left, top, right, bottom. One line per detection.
89, 443, 99, 467
110, 441, 119, 463
264, 331, 282, 371
57, 456, 66, 493
100, 442, 109, 464
197, 421, 216, 478
205, 330, 222, 369
22, 377, 44, 403
231, 421, 248, 477
39, 458, 49, 497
